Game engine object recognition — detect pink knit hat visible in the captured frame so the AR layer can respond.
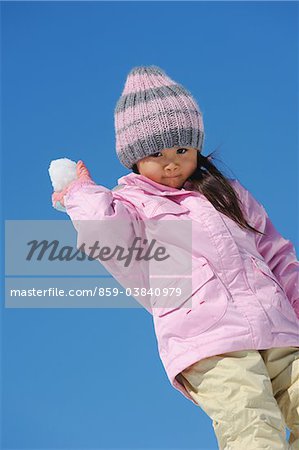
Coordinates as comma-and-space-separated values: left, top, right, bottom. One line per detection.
114, 65, 204, 169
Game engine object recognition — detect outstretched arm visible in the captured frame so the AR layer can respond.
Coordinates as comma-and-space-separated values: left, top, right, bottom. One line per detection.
48, 158, 152, 314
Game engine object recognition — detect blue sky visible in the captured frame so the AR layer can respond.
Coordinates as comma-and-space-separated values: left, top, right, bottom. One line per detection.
1, 1, 298, 449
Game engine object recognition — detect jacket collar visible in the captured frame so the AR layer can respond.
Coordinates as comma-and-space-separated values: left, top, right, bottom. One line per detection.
117, 172, 198, 197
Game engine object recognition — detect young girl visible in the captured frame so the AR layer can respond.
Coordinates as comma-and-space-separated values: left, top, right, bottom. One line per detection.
49, 65, 299, 449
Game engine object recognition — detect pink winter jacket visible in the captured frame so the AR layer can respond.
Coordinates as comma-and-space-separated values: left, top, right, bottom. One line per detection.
63, 172, 299, 404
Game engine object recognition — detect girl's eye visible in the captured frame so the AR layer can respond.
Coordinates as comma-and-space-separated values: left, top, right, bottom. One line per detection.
177, 148, 188, 154
152, 148, 188, 157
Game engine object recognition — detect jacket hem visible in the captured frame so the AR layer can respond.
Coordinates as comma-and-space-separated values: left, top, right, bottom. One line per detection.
165, 333, 299, 405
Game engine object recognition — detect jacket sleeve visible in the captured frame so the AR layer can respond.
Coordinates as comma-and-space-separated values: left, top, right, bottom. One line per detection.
233, 179, 299, 319
63, 179, 152, 314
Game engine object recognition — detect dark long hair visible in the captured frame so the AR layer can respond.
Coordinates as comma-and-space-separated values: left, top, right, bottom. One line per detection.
132, 149, 265, 236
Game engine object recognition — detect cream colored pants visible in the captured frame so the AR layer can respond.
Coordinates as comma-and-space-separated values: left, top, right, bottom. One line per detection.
176, 347, 299, 449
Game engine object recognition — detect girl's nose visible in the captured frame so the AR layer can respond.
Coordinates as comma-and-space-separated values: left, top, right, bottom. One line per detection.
165, 161, 179, 172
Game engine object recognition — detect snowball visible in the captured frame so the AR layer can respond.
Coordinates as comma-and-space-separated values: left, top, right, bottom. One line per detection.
48, 158, 77, 192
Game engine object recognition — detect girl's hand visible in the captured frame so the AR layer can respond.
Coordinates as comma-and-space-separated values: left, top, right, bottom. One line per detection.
51, 187, 69, 210
49, 158, 93, 210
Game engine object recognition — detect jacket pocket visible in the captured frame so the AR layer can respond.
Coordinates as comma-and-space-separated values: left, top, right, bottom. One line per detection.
153, 258, 229, 337
250, 256, 298, 322
152, 258, 215, 317
250, 256, 285, 293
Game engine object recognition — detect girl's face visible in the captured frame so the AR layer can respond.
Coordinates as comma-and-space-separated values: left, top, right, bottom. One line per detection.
136, 147, 198, 189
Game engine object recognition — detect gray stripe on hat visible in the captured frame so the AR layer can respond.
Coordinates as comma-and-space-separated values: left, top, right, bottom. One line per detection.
115, 84, 198, 114
116, 108, 202, 136
117, 128, 204, 169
